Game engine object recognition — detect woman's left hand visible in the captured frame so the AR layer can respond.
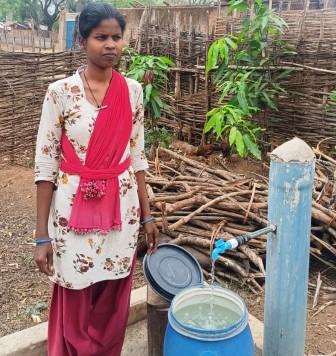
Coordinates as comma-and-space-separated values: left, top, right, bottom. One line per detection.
143, 221, 159, 254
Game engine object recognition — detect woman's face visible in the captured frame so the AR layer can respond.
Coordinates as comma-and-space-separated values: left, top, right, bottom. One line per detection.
81, 18, 125, 69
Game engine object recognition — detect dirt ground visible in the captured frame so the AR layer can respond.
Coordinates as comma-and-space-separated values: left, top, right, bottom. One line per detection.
0, 165, 335, 355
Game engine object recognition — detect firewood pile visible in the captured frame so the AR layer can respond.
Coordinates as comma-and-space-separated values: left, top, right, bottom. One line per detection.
145, 145, 336, 295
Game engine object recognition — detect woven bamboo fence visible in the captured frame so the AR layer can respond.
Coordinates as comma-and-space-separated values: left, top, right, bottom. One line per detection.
133, 7, 336, 150
0, 51, 85, 165
1, 6, 336, 164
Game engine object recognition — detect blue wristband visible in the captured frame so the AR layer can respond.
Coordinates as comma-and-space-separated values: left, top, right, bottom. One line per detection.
34, 239, 52, 245
140, 216, 155, 225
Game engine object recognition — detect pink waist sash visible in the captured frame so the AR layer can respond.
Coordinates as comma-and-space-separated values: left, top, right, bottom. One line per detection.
60, 157, 130, 180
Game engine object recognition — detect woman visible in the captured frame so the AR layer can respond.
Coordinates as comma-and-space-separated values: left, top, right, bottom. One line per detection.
34, 3, 159, 355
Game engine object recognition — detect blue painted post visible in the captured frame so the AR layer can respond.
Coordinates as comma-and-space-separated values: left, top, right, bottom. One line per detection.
263, 137, 315, 356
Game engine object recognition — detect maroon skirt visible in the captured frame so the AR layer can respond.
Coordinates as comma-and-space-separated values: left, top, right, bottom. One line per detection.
48, 263, 135, 356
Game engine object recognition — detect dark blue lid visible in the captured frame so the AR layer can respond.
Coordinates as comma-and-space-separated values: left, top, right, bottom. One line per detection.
143, 243, 204, 301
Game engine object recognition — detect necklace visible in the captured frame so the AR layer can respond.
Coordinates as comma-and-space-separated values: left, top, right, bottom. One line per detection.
83, 69, 109, 111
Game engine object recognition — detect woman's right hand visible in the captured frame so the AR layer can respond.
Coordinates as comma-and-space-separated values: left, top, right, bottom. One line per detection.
34, 242, 54, 276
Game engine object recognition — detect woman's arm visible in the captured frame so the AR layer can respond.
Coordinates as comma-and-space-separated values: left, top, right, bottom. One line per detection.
34, 182, 54, 276
34, 84, 63, 275
130, 84, 159, 254
135, 170, 159, 254
135, 171, 151, 219
36, 182, 54, 238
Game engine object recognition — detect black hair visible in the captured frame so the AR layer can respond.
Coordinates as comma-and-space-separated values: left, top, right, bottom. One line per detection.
78, 3, 126, 39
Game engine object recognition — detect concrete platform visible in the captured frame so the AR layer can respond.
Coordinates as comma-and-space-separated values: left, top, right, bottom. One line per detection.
0, 286, 148, 356
122, 320, 148, 356
0, 285, 263, 356
122, 317, 262, 356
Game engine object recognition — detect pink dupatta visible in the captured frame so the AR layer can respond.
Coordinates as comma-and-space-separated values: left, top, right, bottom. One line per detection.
60, 70, 132, 234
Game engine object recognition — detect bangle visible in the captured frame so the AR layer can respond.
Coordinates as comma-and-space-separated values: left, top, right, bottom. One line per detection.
140, 215, 155, 225
34, 239, 52, 246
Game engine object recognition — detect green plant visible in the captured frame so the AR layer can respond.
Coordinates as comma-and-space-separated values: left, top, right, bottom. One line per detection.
126, 54, 174, 150
22, 301, 48, 317
119, 47, 137, 72
205, 105, 262, 158
126, 55, 174, 120
144, 127, 171, 153
205, 0, 293, 159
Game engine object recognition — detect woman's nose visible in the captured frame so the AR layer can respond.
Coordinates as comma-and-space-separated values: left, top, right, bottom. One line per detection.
105, 37, 116, 49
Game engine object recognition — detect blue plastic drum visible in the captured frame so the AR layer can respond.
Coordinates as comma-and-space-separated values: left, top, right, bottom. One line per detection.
164, 285, 254, 356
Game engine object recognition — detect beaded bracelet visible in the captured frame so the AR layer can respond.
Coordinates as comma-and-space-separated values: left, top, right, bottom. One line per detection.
140, 215, 155, 225
34, 239, 52, 246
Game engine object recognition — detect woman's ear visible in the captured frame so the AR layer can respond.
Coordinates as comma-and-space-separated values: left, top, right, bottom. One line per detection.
79, 36, 87, 51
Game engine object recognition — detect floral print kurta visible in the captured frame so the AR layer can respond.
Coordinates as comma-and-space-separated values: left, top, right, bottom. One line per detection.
35, 69, 148, 290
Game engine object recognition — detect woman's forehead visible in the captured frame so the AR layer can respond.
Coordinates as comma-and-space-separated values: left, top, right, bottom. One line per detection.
91, 18, 122, 34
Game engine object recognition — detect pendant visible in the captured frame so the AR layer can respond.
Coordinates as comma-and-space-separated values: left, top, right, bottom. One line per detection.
96, 105, 108, 111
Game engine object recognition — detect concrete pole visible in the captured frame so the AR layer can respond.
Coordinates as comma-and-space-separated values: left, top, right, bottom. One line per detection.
263, 137, 315, 356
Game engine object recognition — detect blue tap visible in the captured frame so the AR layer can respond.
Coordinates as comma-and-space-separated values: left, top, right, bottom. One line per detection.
211, 239, 238, 262
211, 225, 276, 262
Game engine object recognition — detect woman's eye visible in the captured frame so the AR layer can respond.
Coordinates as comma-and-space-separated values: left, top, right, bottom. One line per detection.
113, 36, 122, 41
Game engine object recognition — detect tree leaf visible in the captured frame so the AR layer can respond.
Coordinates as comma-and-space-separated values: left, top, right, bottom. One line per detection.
219, 41, 229, 65
145, 84, 153, 102
215, 114, 223, 138
204, 114, 217, 133
226, 106, 240, 121
243, 134, 261, 160
206, 42, 217, 73
159, 56, 174, 66
207, 107, 219, 117
228, 0, 248, 12
262, 91, 278, 111
235, 130, 245, 157
261, 16, 268, 32
225, 37, 238, 50
219, 81, 233, 102
153, 95, 164, 108
229, 126, 237, 146
215, 63, 228, 83
151, 100, 161, 118
271, 15, 288, 30
237, 92, 249, 113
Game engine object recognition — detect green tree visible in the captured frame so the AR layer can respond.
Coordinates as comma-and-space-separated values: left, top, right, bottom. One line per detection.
0, 0, 25, 22
39, 0, 67, 30
205, 0, 293, 159
0, 0, 71, 30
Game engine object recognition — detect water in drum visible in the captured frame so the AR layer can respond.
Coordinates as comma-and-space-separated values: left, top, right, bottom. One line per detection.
175, 295, 241, 330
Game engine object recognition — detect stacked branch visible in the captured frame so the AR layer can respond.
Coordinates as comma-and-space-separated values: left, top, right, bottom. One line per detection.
146, 146, 336, 294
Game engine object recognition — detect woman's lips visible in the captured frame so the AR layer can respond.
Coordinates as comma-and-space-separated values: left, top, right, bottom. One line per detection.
102, 53, 116, 60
